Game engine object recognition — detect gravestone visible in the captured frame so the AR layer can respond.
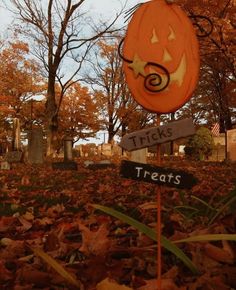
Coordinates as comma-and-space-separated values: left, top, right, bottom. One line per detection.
28, 128, 44, 164
210, 134, 225, 161
52, 161, 77, 170
101, 143, 112, 156
5, 151, 23, 163
64, 136, 73, 161
0, 161, 11, 170
84, 160, 95, 167
13, 118, 21, 151
52, 136, 77, 170
130, 148, 147, 164
87, 159, 115, 170
227, 129, 236, 161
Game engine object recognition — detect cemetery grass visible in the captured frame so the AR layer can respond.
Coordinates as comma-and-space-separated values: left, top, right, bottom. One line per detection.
0, 158, 236, 289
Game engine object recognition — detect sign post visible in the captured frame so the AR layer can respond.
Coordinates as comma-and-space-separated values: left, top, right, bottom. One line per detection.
119, 0, 200, 287
156, 115, 162, 290
119, 118, 198, 290
119, 118, 195, 152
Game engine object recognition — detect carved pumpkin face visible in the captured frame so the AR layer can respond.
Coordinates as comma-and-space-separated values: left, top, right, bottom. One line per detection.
123, 0, 200, 113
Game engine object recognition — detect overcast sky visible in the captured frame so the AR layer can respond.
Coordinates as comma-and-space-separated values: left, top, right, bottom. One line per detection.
0, 0, 141, 35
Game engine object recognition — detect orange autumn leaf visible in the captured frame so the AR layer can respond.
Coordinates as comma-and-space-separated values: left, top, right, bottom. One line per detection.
78, 222, 112, 256
137, 279, 180, 290
204, 241, 234, 264
96, 278, 133, 290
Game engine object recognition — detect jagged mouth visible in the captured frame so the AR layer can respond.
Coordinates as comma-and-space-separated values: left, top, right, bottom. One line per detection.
148, 53, 187, 91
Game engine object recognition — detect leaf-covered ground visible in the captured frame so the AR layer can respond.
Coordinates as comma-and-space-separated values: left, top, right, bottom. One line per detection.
0, 158, 236, 290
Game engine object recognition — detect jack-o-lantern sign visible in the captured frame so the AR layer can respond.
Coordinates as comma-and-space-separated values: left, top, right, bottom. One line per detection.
121, 0, 200, 113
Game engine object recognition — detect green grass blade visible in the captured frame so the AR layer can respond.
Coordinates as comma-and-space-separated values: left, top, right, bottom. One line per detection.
208, 195, 236, 225
92, 204, 199, 274
190, 195, 215, 211
29, 246, 83, 289
174, 234, 236, 244
174, 205, 199, 212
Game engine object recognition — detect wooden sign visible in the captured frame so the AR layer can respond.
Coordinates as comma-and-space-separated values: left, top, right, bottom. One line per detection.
120, 160, 198, 189
119, 118, 195, 152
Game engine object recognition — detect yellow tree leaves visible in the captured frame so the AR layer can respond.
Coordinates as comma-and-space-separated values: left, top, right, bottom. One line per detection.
0, 40, 45, 136
58, 82, 100, 144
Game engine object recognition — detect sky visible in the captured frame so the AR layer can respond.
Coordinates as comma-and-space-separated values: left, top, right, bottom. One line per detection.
0, 0, 141, 35
0, 0, 142, 145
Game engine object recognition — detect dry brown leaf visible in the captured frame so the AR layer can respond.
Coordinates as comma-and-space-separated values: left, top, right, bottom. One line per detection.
79, 222, 112, 256
35, 216, 54, 226
139, 202, 157, 210
22, 211, 34, 221
17, 266, 51, 288
21, 175, 30, 185
137, 278, 180, 290
96, 278, 133, 290
204, 242, 234, 264
188, 272, 229, 290
46, 204, 65, 218
17, 216, 32, 232
162, 266, 179, 279
0, 216, 16, 233
0, 240, 26, 260
0, 260, 12, 282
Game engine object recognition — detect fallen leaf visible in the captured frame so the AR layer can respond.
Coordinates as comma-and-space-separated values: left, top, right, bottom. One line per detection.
17, 266, 51, 287
137, 279, 180, 290
0, 260, 12, 281
79, 222, 112, 256
204, 242, 234, 264
46, 204, 65, 217
30, 246, 83, 289
17, 216, 32, 232
21, 175, 30, 185
96, 278, 133, 290
22, 211, 34, 221
139, 202, 157, 210
0, 216, 16, 233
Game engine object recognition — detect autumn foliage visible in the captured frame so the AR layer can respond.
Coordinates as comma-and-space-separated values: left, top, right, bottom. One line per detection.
0, 159, 236, 289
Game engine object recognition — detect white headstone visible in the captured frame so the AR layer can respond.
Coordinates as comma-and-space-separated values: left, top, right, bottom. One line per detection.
227, 129, 236, 161
1, 161, 11, 170
102, 143, 112, 156
130, 148, 147, 164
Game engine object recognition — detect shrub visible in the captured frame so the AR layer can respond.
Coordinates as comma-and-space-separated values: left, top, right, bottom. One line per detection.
184, 127, 214, 160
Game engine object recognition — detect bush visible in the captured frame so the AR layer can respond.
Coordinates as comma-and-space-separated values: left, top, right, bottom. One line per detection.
184, 127, 214, 160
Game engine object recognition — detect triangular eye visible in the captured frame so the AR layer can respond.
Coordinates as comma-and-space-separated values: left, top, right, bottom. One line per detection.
151, 29, 159, 44
168, 26, 176, 40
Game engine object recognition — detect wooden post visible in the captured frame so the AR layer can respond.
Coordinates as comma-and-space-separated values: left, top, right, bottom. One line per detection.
156, 114, 162, 290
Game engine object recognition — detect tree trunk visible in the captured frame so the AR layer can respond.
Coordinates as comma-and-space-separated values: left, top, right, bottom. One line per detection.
108, 131, 115, 144
218, 94, 232, 133
108, 116, 115, 143
45, 75, 58, 156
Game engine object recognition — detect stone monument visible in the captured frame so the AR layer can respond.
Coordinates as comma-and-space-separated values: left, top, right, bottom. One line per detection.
28, 128, 44, 164
52, 136, 77, 170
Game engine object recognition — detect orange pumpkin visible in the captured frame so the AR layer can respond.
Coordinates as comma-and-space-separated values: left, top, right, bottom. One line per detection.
122, 0, 200, 113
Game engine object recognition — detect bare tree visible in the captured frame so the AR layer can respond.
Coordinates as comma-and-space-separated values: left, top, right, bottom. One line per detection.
86, 39, 156, 143
5, 0, 124, 154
